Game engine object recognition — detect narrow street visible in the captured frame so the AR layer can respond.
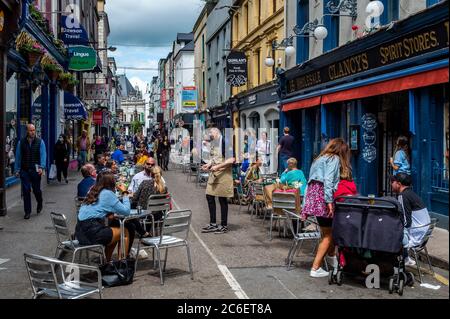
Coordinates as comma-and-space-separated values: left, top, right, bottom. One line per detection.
0, 168, 447, 299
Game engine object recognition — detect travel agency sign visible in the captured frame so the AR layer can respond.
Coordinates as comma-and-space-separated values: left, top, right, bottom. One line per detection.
68, 46, 97, 71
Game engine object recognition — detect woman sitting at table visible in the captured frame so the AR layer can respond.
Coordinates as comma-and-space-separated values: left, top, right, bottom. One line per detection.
280, 158, 307, 196
75, 171, 131, 261
135, 150, 149, 166
105, 160, 119, 174
131, 166, 168, 233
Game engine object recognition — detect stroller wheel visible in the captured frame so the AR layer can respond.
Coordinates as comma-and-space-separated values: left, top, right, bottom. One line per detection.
398, 279, 404, 296
336, 271, 343, 286
407, 273, 415, 287
328, 271, 334, 285
388, 277, 394, 294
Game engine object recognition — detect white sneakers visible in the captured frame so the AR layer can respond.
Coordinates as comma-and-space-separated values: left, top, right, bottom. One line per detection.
310, 267, 329, 278
405, 257, 417, 266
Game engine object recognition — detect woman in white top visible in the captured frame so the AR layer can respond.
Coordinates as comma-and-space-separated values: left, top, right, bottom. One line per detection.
256, 132, 271, 174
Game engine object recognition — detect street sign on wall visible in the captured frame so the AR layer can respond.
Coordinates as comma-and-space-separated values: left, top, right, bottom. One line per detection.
226, 51, 248, 87
68, 46, 97, 71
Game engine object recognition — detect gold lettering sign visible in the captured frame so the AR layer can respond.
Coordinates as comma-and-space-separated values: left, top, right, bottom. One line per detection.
292, 71, 321, 91
380, 30, 440, 64
329, 53, 369, 81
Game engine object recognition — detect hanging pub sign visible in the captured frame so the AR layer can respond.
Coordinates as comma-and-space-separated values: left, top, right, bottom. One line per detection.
64, 92, 88, 120
182, 87, 197, 109
68, 46, 97, 71
84, 84, 109, 100
226, 51, 247, 87
61, 15, 89, 45
93, 111, 103, 125
161, 89, 167, 109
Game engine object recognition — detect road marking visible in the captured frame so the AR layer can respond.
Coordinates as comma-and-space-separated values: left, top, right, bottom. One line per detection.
0, 258, 10, 271
269, 275, 297, 298
172, 198, 249, 299
408, 265, 449, 286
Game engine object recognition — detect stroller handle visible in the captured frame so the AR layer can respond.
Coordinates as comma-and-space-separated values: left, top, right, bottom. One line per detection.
334, 195, 400, 211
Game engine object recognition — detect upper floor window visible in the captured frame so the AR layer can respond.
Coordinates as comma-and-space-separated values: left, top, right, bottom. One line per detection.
380, 0, 399, 25
323, 2, 339, 52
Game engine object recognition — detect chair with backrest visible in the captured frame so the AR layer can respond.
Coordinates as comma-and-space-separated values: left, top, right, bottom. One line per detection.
282, 209, 323, 270
24, 253, 103, 299
145, 194, 171, 237
137, 209, 194, 285
266, 191, 297, 240
50, 212, 106, 265
187, 163, 198, 183
250, 182, 266, 219
408, 218, 438, 283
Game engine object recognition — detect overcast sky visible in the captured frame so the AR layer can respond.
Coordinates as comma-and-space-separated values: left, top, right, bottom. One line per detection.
107, 0, 204, 95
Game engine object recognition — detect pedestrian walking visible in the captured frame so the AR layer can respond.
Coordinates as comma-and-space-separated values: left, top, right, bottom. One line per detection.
93, 135, 105, 164
201, 128, 235, 234
76, 130, 90, 170
14, 124, 46, 219
54, 134, 71, 183
161, 135, 171, 171
277, 127, 294, 173
390, 136, 411, 176
301, 138, 351, 278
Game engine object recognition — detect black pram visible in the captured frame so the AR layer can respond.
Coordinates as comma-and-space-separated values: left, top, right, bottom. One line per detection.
329, 196, 414, 296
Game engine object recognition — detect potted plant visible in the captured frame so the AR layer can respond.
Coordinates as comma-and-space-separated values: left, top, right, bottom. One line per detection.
42, 60, 63, 81
67, 77, 79, 92
58, 72, 72, 90
17, 35, 46, 68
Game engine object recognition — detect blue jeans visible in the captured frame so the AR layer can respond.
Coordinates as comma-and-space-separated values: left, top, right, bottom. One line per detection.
20, 170, 43, 215
279, 154, 289, 172
78, 150, 87, 169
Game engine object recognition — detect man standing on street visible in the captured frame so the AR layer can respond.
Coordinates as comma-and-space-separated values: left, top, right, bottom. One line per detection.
277, 127, 294, 173
76, 130, 90, 171
14, 124, 47, 219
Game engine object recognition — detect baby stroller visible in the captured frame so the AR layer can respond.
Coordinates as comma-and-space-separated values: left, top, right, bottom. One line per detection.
329, 196, 414, 296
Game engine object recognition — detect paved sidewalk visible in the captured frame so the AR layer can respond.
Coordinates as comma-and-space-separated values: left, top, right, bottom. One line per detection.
424, 227, 449, 270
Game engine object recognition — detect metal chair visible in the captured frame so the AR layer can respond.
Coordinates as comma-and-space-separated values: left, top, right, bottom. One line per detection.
249, 182, 266, 219
196, 167, 209, 188
24, 253, 103, 299
408, 218, 438, 283
266, 191, 296, 240
282, 209, 323, 270
187, 163, 198, 183
145, 194, 171, 237
50, 212, 106, 265
138, 209, 194, 285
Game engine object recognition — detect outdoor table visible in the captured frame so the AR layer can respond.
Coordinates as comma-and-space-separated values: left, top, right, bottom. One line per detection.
115, 209, 154, 260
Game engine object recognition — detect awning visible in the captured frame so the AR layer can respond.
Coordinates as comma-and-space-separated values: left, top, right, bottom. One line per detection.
282, 96, 322, 112
282, 67, 449, 112
321, 67, 449, 105
64, 92, 88, 120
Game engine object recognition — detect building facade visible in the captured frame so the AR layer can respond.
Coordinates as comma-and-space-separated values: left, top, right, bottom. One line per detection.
280, 0, 449, 227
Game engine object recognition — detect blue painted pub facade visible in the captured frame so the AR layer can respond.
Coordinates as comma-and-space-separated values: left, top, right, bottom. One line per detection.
279, 2, 449, 227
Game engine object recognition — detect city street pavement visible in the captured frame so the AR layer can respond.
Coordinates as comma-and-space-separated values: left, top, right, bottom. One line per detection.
0, 167, 448, 299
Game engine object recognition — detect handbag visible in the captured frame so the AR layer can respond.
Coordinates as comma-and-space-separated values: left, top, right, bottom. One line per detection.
48, 164, 57, 180
100, 258, 136, 287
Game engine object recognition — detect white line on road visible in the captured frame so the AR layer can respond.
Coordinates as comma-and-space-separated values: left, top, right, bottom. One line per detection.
0, 259, 10, 271
172, 198, 249, 299
269, 275, 297, 298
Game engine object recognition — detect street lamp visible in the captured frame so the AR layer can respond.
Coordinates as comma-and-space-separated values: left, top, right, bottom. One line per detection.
264, 37, 296, 67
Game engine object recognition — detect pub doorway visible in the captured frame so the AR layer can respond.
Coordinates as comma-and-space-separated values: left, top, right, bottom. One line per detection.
376, 92, 410, 196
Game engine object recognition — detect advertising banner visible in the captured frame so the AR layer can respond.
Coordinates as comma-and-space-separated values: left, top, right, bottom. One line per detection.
182, 87, 197, 109
61, 15, 89, 45
161, 89, 167, 109
64, 92, 88, 120
93, 111, 103, 125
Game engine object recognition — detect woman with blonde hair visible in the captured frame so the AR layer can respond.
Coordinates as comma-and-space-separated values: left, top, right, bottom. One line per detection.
302, 138, 352, 278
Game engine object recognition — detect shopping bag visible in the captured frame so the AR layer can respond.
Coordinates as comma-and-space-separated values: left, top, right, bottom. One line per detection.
48, 164, 57, 180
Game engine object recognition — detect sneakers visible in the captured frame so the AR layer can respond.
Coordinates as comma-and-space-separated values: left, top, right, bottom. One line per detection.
201, 224, 219, 233
214, 226, 229, 234
310, 267, 330, 278
405, 257, 417, 267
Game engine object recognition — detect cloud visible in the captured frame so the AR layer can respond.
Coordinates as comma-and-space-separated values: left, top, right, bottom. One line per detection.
107, 0, 204, 47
